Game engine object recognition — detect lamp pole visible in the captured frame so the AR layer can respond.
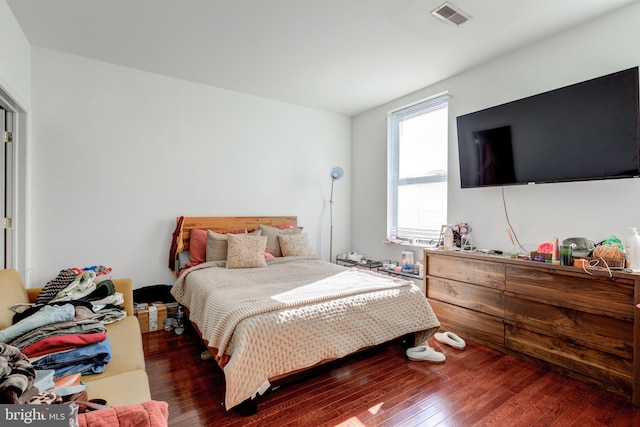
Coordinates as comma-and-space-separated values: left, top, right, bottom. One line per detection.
329, 166, 344, 263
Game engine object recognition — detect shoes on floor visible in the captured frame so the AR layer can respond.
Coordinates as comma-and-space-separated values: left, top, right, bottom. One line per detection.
434, 331, 466, 350
406, 345, 446, 363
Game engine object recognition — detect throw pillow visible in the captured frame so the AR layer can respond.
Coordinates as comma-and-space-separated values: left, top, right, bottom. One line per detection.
205, 228, 251, 262
258, 224, 302, 257
279, 233, 316, 257
188, 229, 208, 264
226, 234, 268, 269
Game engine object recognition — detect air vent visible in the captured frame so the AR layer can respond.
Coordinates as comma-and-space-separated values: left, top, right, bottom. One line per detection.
431, 2, 471, 26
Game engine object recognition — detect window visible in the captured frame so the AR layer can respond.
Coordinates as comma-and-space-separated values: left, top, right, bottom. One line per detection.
387, 94, 449, 244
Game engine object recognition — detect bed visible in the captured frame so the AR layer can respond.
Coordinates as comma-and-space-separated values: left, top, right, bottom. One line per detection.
169, 216, 441, 411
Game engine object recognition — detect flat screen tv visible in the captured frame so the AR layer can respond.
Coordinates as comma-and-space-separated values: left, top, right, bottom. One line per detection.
456, 67, 640, 188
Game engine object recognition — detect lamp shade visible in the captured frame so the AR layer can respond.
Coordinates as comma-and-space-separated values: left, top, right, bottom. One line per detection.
330, 166, 344, 181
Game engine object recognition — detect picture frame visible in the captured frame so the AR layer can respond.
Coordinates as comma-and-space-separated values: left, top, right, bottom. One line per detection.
437, 225, 447, 247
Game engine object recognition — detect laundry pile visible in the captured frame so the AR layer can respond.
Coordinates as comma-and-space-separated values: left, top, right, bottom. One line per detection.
0, 265, 125, 405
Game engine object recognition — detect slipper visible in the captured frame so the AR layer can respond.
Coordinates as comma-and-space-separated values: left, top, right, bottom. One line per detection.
434, 331, 466, 350
406, 345, 446, 363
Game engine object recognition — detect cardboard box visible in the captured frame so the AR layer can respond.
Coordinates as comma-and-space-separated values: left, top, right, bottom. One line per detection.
135, 303, 167, 333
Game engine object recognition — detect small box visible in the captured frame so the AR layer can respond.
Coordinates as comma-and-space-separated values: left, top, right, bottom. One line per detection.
136, 303, 167, 333
573, 258, 589, 268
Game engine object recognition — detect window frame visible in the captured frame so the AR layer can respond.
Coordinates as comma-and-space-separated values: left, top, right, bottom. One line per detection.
387, 93, 450, 244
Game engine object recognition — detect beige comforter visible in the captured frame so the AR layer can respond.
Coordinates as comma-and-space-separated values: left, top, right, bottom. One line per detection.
171, 256, 440, 409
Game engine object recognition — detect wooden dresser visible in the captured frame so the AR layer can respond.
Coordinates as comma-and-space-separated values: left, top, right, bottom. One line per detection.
424, 249, 640, 404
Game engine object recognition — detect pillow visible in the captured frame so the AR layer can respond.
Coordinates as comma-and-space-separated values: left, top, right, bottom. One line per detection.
226, 234, 268, 269
206, 231, 230, 262
277, 223, 298, 230
189, 229, 208, 264
206, 229, 258, 262
258, 224, 302, 257
279, 233, 316, 257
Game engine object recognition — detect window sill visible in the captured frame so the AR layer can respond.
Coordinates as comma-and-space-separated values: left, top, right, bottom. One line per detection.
384, 238, 438, 249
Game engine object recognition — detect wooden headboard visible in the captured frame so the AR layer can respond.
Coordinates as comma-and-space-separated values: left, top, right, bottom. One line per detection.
170, 216, 297, 274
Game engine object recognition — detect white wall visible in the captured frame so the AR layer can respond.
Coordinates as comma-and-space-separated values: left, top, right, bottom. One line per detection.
0, 0, 30, 108
0, 0, 30, 282
29, 48, 351, 288
352, 2, 640, 263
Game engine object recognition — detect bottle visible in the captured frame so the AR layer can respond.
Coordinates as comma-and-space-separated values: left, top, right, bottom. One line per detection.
175, 305, 185, 335
443, 225, 454, 250
626, 228, 640, 272
552, 237, 560, 265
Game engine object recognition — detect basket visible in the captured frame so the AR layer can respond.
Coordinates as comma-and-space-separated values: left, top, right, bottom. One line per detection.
586, 257, 625, 268
530, 251, 552, 261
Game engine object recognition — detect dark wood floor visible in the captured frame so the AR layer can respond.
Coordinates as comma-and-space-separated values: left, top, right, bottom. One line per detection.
143, 324, 640, 426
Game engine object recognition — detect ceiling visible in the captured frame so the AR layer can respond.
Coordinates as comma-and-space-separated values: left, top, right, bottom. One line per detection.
7, 0, 639, 116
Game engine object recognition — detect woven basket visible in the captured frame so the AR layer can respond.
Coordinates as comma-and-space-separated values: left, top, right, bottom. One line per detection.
586, 257, 625, 268
530, 251, 552, 261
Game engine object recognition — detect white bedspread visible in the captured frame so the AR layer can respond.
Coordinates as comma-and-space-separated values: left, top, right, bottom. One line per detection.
171, 256, 440, 409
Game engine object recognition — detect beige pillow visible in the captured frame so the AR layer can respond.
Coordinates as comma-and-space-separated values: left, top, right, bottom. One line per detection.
206, 229, 261, 261
258, 224, 302, 257
279, 233, 316, 257
226, 233, 268, 268
206, 231, 229, 261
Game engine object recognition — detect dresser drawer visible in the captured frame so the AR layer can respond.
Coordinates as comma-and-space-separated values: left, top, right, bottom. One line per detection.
505, 323, 632, 397
426, 254, 504, 290
505, 266, 634, 317
504, 294, 632, 358
427, 277, 504, 318
428, 299, 504, 347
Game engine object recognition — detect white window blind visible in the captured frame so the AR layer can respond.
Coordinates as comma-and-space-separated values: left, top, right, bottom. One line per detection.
387, 94, 449, 243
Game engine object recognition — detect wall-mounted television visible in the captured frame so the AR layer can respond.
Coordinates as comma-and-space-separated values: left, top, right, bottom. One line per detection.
456, 67, 640, 188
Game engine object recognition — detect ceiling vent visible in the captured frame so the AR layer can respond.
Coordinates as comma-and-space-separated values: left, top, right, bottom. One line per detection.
431, 2, 472, 26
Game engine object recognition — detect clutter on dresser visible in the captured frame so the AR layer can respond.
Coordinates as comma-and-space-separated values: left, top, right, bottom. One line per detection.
442, 225, 454, 250
516, 232, 640, 275
458, 223, 472, 250
590, 244, 625, 268
437, 222, 472, 251
625, 228, 640, 272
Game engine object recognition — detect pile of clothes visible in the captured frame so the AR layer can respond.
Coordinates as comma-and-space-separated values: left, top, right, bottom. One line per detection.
0, 265, 125, 405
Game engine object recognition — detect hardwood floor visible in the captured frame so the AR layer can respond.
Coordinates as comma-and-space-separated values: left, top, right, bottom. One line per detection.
143, 324, 640, 426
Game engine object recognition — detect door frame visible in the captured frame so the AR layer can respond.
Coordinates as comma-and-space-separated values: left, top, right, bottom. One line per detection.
0, 85, 28, 281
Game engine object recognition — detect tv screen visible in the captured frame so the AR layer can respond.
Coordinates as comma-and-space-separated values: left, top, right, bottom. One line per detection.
457, 67, 640, 188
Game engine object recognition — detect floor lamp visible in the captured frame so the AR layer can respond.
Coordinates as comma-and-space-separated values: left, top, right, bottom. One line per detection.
329, 166, 344, 262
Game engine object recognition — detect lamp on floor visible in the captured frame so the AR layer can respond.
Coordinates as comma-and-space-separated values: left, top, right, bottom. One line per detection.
329, 166, 344, 263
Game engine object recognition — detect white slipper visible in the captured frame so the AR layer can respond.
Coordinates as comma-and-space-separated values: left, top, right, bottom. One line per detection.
406, 346, 446, 363
434, 331, 466, 350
